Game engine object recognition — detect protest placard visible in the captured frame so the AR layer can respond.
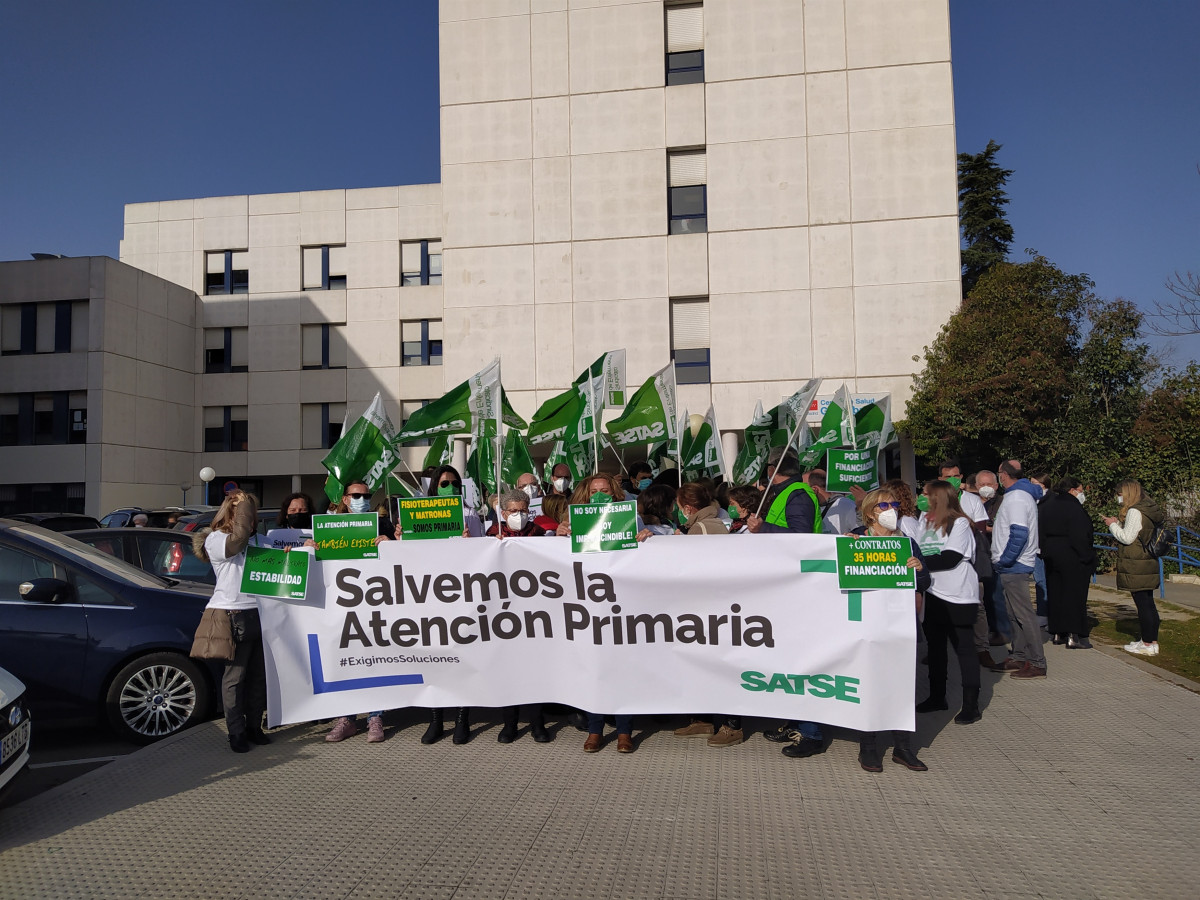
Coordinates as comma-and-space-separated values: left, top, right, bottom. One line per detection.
569, 500, 638, 553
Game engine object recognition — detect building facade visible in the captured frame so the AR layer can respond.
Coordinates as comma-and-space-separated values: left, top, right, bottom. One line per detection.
2, 0, 959, 515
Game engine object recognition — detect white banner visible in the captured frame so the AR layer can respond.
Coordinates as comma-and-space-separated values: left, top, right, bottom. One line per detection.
258, 535, 916, 732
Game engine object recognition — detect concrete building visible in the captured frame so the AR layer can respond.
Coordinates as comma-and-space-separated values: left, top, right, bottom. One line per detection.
3, 0, 958, 515
0, 257, 197, 516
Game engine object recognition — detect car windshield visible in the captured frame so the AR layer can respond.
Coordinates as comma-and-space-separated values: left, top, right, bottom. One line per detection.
14, 525, 175, 588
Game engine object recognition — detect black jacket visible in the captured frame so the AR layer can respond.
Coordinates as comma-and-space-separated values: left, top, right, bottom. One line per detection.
1038, 491, 1096, 571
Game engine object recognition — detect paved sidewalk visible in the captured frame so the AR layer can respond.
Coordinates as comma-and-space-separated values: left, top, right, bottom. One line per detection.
2, 637, 1198, 900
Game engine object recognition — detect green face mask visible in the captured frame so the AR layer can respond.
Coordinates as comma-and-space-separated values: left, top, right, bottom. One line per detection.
727, 505, 740, 521
674, 506, 688, 525
590, 491, 612, 504
917, 495, 930, 512
945, 476, 962, 491
437, 482, 460, 497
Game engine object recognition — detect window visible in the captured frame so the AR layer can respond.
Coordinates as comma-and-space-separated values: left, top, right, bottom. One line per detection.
668, 149, 707, 234
401, 319, 443, 367
401, 240, 442, 286
205, 251, 249, 295
303, 245, 347, 291
301, 323, 347, 369
0, 483, 85, 517
1, 301, 85, 356
0, 395, 17, 446
671, 298, 711, 384
203, 405, 248, 453
203, 327, 249, 373
302, 402, 346, 450
0, 391, 78, 446
665, 2, 704, 85
0, 545, 58, 601
401, 400, 433, 447
69, 391, 86, 444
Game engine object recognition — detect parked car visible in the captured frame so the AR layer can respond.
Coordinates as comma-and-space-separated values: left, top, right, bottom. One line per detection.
5, 512, 101, 533
0, 666, 31, 796
67, 527, 216, 586
0, 519, 219, 744
99, 506, 212, 529
175, 508, 281, 537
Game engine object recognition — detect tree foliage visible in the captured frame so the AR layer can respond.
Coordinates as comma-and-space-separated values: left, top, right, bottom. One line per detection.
900, 255, 1156, 497
1129, 364, 1200, 516
1148, 270, 1200, 335
958, 140, 1014, 296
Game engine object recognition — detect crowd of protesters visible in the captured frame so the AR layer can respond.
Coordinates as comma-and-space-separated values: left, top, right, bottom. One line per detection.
195, 449, 1164, 773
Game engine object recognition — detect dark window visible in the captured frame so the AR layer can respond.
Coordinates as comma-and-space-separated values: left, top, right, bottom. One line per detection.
206, 251, 249, 295
401, 320, 443, 367
204, 406, 248, 452
69, 405, 86, 444
401, 241, 443, 286
322, 403, 343, 449
0, 411, 17, 446
669, 184, 707, 235
1, 303, 36, 356
204, 327, 248, 374
673, 347, 711, 385
666, 50, 704, 85
54, 301, 72, 353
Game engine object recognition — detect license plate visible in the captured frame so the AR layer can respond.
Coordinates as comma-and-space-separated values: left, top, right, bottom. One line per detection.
1, 719, 30, 765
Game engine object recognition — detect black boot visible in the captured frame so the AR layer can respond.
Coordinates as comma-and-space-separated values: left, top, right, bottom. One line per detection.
498, 706, 518, 743
954, 687, 981, 725
421, 708, 444, 745
229, 733, 250, 753
452, 707, 471, 744
530, 705, 551, 743
916, 695, 948, 713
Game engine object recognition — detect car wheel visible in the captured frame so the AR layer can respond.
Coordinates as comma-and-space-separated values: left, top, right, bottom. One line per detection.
105, 652, 211, 744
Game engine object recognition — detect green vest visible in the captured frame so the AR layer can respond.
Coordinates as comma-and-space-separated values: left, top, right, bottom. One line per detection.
765, 481, 821, 533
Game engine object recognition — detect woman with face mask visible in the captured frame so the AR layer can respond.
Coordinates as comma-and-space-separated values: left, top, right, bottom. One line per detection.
324, 481, 394, 745
916, 480, 984, 725
275, 492, 316, 530
1038, 477, 1097, 649
849, 488, 930, 772
1103, 479, 1165, 657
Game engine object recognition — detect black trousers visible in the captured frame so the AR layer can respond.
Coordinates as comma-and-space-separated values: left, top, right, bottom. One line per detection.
502, 704, 545, 728
922, 594, 980, 700
1045, 556, 1092, 636
1131, 590, 1161, 643
222, 609, 266, 737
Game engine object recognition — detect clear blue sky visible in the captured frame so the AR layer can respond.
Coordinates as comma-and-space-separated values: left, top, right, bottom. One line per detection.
2, 1, 1196, 360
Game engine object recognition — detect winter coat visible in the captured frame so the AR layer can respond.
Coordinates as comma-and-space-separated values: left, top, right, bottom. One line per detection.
684, 503, 729, 535
1113, 496, 1163, 592
1038, 491, 1097, 572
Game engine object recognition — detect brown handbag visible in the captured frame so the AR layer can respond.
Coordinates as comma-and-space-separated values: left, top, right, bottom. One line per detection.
190, 608, 236, 661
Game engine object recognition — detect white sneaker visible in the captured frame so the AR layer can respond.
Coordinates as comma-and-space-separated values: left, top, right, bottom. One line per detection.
1123, 640, 1147, 653
1143, 642, 1160, 656
1125, 640, 1161, 656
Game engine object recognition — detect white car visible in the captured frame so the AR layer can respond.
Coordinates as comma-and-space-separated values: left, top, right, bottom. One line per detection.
0, 666, 32, 795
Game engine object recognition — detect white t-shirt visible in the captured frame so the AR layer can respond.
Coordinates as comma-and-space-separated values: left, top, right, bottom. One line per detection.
900, 515, 921, 543
916, 514, 979, 605
959, 490, 990, 524
204, 530, 256, 610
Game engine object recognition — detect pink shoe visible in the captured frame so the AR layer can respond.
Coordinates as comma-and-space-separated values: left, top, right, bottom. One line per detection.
367, 715, 385, 743
325, 717, 357, 742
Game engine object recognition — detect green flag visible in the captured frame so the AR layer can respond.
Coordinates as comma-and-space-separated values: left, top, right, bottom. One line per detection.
731, 379, 822, 483
394, 359, 525, 444
544, 440, 567, 481
801, 383, 855, 468
526, 350, 626, 447
679, 405, 726, 482
467, 419, 500, 500
853, 395, 895, 451
605, 361, 677, 448
385, 473, 418, 498
321, 393, 398, 504
422, 433, 453, 470
501, 428, 537, 486
526, 388, 587, 445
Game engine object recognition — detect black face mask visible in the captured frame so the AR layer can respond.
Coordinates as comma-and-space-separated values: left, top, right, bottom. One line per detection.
286, 512, 313, 529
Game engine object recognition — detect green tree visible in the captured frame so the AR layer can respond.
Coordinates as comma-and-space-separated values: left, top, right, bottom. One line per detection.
1129, 364, 1200, 517
900, 254, 1090, 468
958, 140, 1014, 296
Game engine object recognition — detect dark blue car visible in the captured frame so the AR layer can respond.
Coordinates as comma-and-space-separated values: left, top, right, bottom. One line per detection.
0, 519, 220, 743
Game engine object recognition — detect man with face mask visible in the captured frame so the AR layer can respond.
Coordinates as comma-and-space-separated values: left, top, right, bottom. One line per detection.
547, 463, 573, 497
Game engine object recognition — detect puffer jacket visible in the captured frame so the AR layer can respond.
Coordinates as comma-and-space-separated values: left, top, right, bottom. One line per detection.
684, 503, 729, 535
1115, 496, 1164, 592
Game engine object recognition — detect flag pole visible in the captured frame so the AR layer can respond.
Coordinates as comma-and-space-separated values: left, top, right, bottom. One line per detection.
751, 405, 808, 520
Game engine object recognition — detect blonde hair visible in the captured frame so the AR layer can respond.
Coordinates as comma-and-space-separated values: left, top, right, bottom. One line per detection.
570, 473, 626, 503
923, 480, 965, 535
860, 487, 896, 531
210, 490, 255, 533
1117, 479, 1143, 519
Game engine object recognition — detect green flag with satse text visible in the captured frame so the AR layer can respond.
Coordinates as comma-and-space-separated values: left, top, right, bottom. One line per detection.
801, 382, 855, 468
544, 440, 568, 481
731, 380, 822, 483
321, 393, 398, 504
526, 351, 626, 447
605, 361, 677, 449
679, 406, 727, 483
501, 428, 537, 487
394, 359, 525, 444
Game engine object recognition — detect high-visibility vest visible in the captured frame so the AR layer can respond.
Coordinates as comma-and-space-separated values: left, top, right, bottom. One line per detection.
765, 481, 821, 533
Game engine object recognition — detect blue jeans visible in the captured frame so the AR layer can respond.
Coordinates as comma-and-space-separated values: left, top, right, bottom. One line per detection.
586, 712, 633, 735
781, 720, 822, 741
990, 576, 1013, 638
1033, 557, 1047, 617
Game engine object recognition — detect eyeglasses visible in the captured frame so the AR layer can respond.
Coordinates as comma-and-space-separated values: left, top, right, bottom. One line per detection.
439, 480, 461, 488
347, 492, 370, 500
877, 501, 900, 510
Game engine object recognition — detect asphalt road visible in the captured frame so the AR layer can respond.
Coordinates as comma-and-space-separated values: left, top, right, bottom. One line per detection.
3, 723, 138, 808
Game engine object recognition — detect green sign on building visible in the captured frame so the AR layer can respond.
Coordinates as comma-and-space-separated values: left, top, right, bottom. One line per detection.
569, 500, 638, 553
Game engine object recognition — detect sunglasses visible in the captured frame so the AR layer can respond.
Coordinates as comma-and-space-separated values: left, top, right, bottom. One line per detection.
347, 492, 370, 500
877, 501, 900, 510
439, 480, 461, 487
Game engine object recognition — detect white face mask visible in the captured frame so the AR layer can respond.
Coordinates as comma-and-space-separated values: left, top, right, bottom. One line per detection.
553, 477, 570, 493
1075, 491, 1086, 505
522, 483, 542, 499
348, 497, 370, 514
978, 485, 996, 500
1116, 494, 1123, 505
876, 508, 898, 532
505, 511, 528, 532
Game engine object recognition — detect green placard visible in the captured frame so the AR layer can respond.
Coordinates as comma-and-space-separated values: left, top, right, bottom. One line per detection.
398, 496, 465, 540
312, 513, 380, 560
835, 536, 916, 590
569, 500, 638, 553
826, 448, 879, 491
241, 545, 309, 600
